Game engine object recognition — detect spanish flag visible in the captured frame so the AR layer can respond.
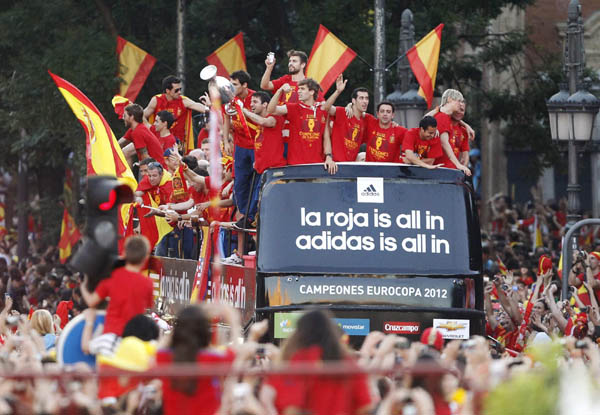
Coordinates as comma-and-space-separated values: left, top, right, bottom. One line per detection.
49, 71, 137, 192
306, 25, 356, 93
406, 24, 444, 109
58, 208, 81, 264
496, 255, 508, 276
206, 32, 247, 77
116, 36, 156, 102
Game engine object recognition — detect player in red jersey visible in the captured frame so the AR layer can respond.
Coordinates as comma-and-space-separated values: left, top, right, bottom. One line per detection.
260, 50, 308, 105
431, 89, 471, 175
325, 87, 370, 164
364, 102, 407, 163
119, 104, 165, 168
267, 75, 346, 171
221, 70, 258, 225
144, 75, 209, 144
402, 116, 444, 170
240, 91, 286, 220
151, 110, 178, 152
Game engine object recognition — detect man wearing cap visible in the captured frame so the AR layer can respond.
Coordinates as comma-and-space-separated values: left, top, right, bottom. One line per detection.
569, 251, 600, 306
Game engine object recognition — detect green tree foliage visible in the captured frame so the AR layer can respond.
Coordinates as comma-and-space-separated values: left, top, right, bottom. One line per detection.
0, 0, 560, 243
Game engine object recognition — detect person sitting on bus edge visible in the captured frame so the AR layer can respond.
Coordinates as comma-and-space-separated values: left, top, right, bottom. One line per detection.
401, 116, 444, 170
266, 74, 347, 174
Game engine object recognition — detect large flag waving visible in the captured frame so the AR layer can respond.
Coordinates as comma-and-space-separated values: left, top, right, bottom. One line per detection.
406, 24, 444, 109
306, 25, 356, 93
49, 71, 137, 191
206, 32, 247, 77
116, 36, 156, 102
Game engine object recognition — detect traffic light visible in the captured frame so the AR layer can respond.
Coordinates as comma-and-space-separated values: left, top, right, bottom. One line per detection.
69, 176, 133, 285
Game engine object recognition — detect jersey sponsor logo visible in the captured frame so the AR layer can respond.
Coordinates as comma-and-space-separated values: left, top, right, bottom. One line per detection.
383, 321, 420, 334
357, 177, 384, 203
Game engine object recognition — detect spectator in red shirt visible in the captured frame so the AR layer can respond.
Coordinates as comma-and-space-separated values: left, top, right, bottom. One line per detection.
265, 309, 373, 415
402, 116, 444, 170
325, 87, 370, 164
156, 305, 235, 415
364, 101, 407, 163
118, 104, 166, 168
80, 235, 154, 336
267, 75, 346, 171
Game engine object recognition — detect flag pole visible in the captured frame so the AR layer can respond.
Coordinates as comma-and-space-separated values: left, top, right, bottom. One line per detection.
385, 50, 409, 72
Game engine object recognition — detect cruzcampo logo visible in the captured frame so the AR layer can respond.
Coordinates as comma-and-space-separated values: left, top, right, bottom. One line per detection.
274, 312, 303, 339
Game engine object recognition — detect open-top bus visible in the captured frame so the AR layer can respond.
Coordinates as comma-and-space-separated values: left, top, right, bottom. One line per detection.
253, 163, 484, 345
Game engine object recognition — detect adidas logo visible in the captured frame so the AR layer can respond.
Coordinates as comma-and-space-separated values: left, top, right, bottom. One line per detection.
361, 184, 379, 196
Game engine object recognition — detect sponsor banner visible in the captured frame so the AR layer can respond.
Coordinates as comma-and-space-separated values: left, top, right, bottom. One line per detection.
274, 312, 303, 339
148, 257, 256, 327
212, 264, 256, 327
357, 177, 384, 203
149, 257, 197, 308
258, 178, 471, 274
263, 276, 458, 308
433, 318, 470, 340
383, 321, 420, 335
334, 318, 370, 336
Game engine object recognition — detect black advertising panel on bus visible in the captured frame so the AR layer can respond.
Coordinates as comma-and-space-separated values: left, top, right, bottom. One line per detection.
257, 164, 481, 275
260, 275, 471, 309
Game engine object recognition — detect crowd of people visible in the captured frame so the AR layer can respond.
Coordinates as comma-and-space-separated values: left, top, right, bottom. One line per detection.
0, 191, 598, 413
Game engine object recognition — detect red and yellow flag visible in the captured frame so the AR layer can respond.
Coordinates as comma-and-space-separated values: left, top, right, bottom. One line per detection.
49, 71, 137, 191
116, 36, 156, 102
306, 25, 356, 93
58, 208, 81, 264
206, 32, 247, 77
406, 24, 444, 109
496, 255, 508, 276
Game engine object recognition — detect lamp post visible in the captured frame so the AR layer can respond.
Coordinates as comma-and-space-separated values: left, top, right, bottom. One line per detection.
386, 9, 427, 128
546, 0, 600, 251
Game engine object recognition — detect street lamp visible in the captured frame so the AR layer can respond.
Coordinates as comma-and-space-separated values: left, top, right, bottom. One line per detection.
386, 8, 427, 128
397, 87, 427, 128
546, 0, 600, 228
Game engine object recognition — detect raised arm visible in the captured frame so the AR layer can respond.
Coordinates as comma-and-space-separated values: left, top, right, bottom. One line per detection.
143, 96, 158, 121
266, 85, 289, 115
182, 96, 209, 113
321, 74, 347, 114
260, 58, 276, 90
